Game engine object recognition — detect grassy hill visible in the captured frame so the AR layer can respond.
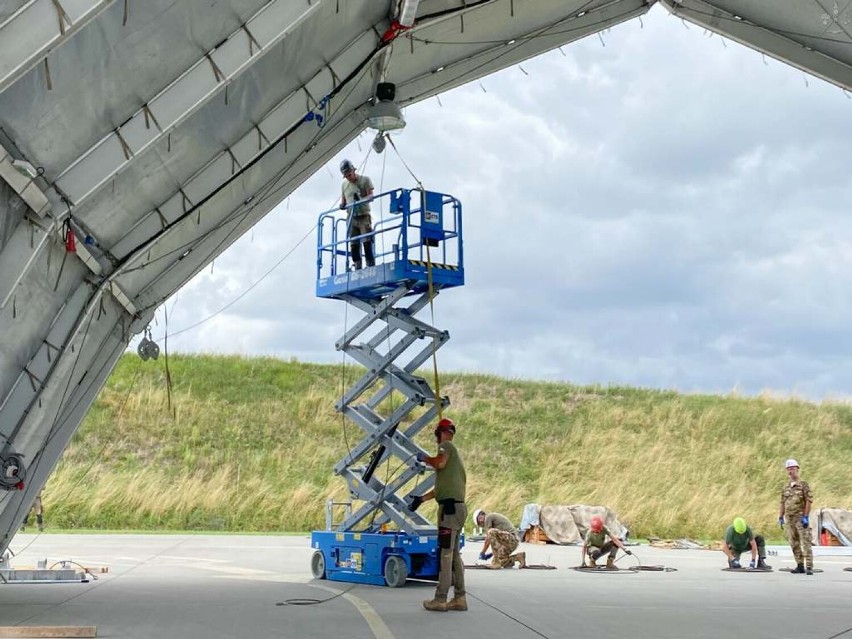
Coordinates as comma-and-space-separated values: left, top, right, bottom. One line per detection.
44, 354, 852, 538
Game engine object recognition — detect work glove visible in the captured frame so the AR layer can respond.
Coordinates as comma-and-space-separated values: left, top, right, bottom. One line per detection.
801, 515, 809, 528
408, 495, 423, 512
778, 516, 784, 529
415, 451, 428, 463
728, 558, 741, 569
478, 552, 492, 561
749, 559, 756, 569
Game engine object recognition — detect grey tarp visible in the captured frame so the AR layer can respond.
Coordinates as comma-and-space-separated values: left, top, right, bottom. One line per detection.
521, 504, 628, 545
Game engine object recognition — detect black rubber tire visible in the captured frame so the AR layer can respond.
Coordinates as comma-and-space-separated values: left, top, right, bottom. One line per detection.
384, 555, 408, 588
311, 550, 326, 580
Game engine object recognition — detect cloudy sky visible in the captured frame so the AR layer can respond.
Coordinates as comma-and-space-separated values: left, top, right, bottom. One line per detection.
146, 4, 852, 400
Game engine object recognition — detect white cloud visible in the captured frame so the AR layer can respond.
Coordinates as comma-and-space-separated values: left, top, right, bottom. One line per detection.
143, 5, 852, 400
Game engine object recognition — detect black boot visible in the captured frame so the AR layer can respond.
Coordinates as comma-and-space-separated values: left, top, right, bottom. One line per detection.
791, 563, 805, 574
757, 558, 771, 569
806, 566, 814, 575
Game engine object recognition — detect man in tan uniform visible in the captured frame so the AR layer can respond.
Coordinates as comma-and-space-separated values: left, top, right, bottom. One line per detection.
409, 418, 468, 612
779, 458, 813, 575
21, 490, 44, 532
473, 509, 525, 569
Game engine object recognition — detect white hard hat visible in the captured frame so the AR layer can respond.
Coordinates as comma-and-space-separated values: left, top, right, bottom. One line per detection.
473, 509, 485, 524
785, 458, 799, 469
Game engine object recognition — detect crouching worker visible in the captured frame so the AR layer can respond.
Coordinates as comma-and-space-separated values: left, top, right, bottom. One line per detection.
473, 509, 526, 569
581, 515, 631, 568
723, 517, 770, 569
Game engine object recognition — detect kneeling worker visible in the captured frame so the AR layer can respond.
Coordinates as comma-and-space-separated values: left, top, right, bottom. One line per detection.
723, 516, 770, 569
581, 515, 631, 568
473, 509, 526, 569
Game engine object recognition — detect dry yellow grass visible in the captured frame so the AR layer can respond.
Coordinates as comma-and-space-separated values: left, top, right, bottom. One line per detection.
45, 354, 852, 538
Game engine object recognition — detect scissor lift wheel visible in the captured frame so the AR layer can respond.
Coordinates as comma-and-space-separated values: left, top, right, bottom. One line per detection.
384, 555, 408, 588
311, 550, 327, 579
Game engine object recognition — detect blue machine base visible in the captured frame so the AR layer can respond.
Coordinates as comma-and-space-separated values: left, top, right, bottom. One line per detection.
311, 530, 441, 587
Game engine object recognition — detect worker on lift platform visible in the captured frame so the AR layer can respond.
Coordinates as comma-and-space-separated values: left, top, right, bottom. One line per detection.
339, 159, 375, 270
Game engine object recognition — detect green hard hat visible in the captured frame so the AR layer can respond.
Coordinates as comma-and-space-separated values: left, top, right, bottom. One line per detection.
733, 517, 747, 534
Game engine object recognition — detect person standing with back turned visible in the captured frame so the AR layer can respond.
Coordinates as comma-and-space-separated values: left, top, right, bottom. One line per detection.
408, 418, 468, 612
779, 458, 814, 575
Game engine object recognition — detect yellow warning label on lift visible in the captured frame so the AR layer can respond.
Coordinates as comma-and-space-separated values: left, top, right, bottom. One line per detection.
408, 260, 459, 270
336, 533, 344, 541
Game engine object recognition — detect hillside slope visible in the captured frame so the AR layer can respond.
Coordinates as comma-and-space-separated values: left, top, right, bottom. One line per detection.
43, 354, 852, 538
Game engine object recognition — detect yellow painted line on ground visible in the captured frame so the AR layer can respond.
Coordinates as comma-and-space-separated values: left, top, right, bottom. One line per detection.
214, 573, 396, 639
342, 592, 396, 639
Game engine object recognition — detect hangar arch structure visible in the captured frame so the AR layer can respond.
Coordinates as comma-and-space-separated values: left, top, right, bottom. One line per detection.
1, 0, 851, 553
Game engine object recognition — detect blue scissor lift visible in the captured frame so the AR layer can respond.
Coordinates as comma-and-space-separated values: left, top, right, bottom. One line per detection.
310, 188, 464, 587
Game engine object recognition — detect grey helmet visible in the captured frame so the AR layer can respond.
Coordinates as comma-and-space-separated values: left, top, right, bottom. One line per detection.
340, 159, 356, 175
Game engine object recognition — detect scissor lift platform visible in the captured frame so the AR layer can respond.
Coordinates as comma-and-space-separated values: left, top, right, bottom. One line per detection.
316, 188, 464, 300
310, 187, 465, 587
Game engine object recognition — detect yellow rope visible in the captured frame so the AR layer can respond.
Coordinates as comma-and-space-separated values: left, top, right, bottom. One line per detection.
425, 239, 442, 421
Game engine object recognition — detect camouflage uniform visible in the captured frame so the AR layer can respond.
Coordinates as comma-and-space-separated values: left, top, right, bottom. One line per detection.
21, 490, 44, 532
483, 513, 522, 568
781, 479, 813, 569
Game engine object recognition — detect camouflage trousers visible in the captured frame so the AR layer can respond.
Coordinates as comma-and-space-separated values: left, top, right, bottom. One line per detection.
488, 529, 521, 568
786, 518, 813, 568
22, 495, 43, 530
587, 541, 618, 562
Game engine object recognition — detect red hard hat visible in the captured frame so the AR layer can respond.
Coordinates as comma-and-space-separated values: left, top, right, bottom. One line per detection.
590, 516, 603, 532
435, 417, 456, 434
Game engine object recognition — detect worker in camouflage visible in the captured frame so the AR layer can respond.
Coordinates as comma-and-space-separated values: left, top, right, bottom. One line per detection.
473, 509, 525, 569
581, 515, 631, 569
779, 458, 813, 575
20, 490, 44, 532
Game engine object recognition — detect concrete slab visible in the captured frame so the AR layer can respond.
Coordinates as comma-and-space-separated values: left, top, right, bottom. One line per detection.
1, 534, 851, 639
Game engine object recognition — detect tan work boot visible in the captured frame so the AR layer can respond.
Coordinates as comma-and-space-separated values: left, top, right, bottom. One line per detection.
446, 595, 468, 611
515, 552, 527, 569
423, 598, 448, 612
606, 557, 616, 569
585, 557, 597, 568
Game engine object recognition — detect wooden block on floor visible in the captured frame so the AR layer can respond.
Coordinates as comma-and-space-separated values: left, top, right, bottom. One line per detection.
0, 626, 96, 638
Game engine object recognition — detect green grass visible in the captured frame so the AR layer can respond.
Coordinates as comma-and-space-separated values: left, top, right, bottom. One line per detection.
44, 354, 852, 539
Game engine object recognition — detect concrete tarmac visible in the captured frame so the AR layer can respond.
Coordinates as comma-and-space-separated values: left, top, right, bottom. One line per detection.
2, 534, 852, 638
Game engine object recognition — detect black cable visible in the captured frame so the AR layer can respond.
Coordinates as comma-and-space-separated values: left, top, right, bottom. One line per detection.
106, 22, 389, 274
13, 536, 192, 627
54, 361, 142, 500
466, 590, 552, 639
130, 51, 378, 323
275, 583, 358, 606
668, 3, 852, 47
403, 4, 649, 103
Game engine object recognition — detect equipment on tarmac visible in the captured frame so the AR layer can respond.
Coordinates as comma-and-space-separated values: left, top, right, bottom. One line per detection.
310, 187, 464, 587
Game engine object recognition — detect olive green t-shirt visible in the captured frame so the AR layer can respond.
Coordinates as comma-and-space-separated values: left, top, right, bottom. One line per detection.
585, 526, 610, 548
435, 440, 466, 502
484, 513, 515, 534
724, 525, 754, 553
